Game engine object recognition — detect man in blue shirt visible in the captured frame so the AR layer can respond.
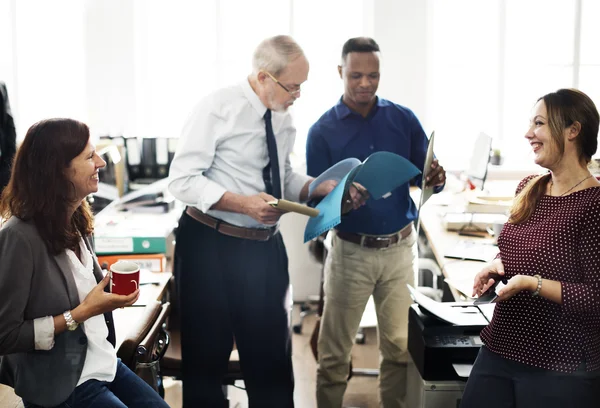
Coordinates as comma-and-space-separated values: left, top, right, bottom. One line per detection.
306, 37, 446, 408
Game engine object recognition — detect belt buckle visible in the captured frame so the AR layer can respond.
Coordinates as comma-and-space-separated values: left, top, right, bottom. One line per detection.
375, 236, 392, 249
360, 235, 392, 249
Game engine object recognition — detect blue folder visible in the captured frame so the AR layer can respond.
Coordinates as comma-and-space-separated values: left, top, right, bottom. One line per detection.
304, 152, 421, 242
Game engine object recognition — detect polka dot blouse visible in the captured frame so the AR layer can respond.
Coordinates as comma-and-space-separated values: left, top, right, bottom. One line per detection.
481, 175, 600, 373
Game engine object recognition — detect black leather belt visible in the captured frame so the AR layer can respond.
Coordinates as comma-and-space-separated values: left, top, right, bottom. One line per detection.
185, 207, 278, 241
336, 225, 412, 249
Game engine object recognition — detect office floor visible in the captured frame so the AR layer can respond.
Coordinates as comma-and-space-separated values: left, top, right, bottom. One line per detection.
163, 306, 380, 408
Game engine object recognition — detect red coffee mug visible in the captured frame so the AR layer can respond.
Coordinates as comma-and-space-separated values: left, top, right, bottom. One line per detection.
109, 260, 140, 296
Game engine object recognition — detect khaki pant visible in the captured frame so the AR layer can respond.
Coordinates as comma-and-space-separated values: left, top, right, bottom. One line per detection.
316, 227, 417, 408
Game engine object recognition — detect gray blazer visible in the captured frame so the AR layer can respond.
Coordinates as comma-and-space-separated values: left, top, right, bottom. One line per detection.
0, 217, 116, 407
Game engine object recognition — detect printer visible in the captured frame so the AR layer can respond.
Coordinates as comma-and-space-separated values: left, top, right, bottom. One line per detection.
405, 285, 494, 408
408, 303, 489, 381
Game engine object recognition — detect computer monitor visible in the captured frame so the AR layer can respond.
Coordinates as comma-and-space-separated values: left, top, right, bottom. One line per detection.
466, 132, 493, 190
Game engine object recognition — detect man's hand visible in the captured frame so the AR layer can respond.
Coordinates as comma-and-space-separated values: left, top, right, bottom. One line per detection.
341, 182, 369, 214
241, 193, 285, 225
309, 179, 338, 200
424, 159, 446, 188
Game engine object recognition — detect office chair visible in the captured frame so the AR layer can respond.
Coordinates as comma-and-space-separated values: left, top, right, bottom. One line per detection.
116, 300, 171, 396
416, 258, 444, 302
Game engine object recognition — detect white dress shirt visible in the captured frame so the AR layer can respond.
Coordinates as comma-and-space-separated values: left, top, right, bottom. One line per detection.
33, 238, 117, 386
168, 78, 311, 228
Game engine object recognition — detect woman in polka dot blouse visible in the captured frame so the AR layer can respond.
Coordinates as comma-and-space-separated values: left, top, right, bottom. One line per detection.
461, 89, 600, 408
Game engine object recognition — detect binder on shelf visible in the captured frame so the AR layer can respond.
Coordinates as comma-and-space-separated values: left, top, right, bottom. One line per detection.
93, 206, 180, 255
94, 235, 168, 255
97, 253, 166, 272
155, 138, 169, 178
168, 138, 178, 166
141, 138, 157, 179
125, 138, 142, 181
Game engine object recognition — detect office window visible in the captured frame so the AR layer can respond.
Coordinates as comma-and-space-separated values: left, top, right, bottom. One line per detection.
291, 0, 366, 160
430, 0, 600, 171
11, 0, 87, 132
0, 0, 15, 96
4, 0, 366, 148
579, 0, 600, 106
429, 0, 500, 169
502, 0, 575, 167
131, 0, 220, 138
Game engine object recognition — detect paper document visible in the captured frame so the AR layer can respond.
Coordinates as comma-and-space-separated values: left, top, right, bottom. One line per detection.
268, 199, 320, 217
407, 284, 488, 326
308, 158, 361, 198
452, 364, 473, 378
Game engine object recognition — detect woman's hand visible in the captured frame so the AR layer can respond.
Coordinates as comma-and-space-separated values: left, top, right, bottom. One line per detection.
72, 273, 140, 322
472, 258, 505, 298
495, 274, 537, 302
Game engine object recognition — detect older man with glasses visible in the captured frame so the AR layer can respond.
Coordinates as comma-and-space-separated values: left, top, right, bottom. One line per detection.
168, 35, 360, 408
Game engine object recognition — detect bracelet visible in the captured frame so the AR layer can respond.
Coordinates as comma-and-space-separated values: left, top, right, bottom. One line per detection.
531, 274, 542, 296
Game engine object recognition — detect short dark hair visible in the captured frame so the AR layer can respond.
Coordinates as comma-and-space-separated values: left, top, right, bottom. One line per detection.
0, 118, 95, 254
341, 37, 380, 64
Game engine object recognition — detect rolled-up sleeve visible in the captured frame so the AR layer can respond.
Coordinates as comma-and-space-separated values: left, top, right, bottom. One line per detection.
33, 316, 55, 350
0, 227, 36, 354
562, 200, 600, 314
168, 103, 228, 212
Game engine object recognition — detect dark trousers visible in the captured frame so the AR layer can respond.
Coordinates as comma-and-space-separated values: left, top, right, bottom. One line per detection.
461, 346, 600, 408
23, 360, 169, 408
175, 212, 294, 408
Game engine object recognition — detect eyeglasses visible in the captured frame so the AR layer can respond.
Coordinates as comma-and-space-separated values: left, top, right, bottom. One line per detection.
263, 71, 301, 98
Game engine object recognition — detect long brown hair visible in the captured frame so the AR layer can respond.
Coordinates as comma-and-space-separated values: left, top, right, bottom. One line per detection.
510, 89, 600, 224
0, 118, 95, 254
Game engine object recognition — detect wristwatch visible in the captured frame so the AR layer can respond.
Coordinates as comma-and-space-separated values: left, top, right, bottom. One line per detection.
63, 310, 79, 331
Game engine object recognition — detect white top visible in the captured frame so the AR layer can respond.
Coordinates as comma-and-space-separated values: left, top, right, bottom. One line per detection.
33, 238, 117, 386
168, 78, 311, 228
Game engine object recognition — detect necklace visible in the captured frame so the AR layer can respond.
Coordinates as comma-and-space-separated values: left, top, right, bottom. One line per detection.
550, 174, 594, 196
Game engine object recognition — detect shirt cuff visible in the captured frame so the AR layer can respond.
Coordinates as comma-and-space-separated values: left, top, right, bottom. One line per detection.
285, 173, 312, 202
33, 316, 55, 350
198, 180, 228, 213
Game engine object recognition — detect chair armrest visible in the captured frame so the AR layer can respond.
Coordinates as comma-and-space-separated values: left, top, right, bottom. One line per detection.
116, 300, 162, 370
136, 302, 171, 364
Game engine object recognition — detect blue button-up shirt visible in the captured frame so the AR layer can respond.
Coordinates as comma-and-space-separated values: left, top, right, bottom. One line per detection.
306, 96, 440, 235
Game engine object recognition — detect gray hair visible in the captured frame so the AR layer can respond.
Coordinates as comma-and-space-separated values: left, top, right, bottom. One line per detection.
252, 35, 305, 76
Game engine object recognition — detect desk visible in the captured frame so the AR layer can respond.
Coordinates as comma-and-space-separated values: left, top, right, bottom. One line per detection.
417, 181, 520, 301
419, 202, 493, 301
113, 270, 171, 350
